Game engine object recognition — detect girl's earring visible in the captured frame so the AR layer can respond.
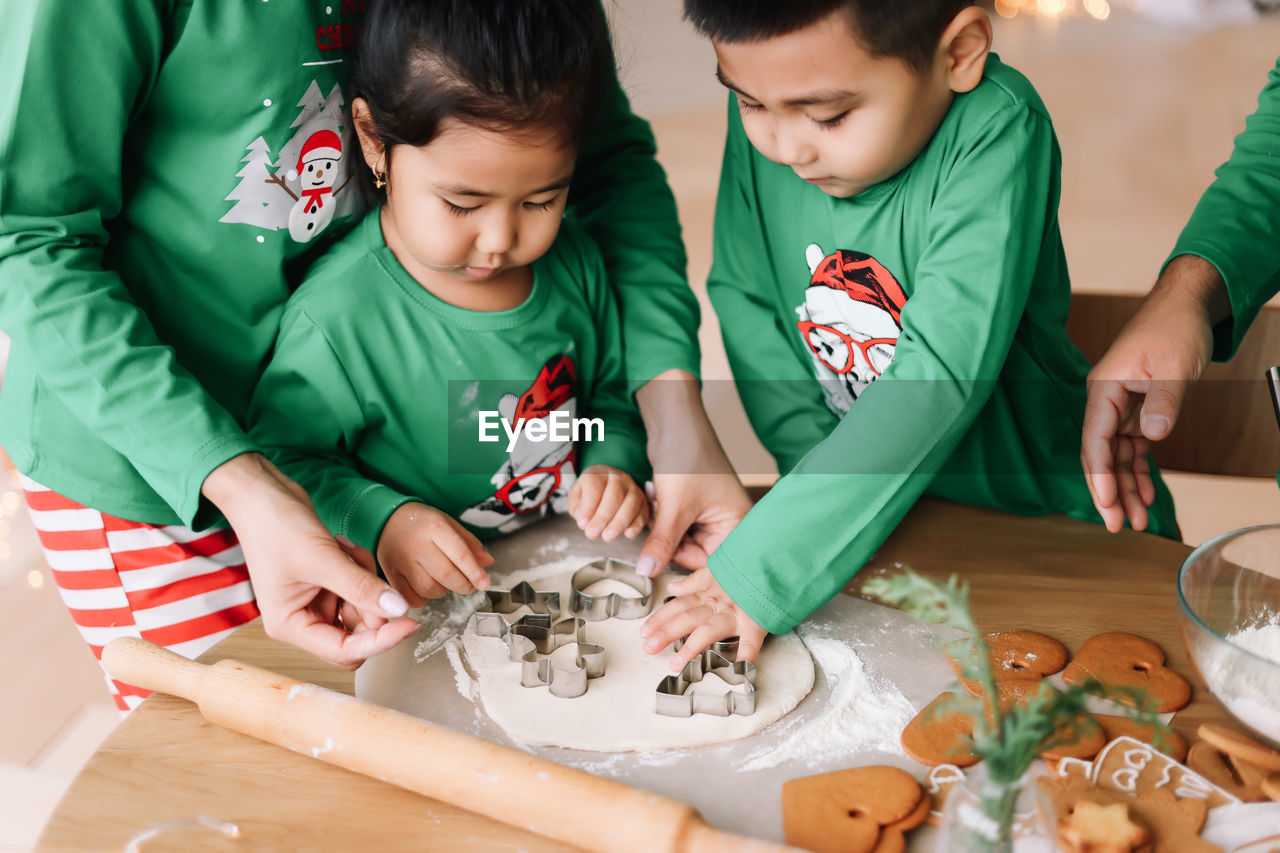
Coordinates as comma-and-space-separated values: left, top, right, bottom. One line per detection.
373, 168, 386, 189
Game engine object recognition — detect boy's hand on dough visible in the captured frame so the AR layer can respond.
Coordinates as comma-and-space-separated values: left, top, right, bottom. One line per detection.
638, 566, 767, 671
377, 502, 493, 606
567, 464, 650, 543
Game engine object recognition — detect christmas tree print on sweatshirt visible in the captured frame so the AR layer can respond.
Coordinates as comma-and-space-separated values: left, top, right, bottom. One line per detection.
220, 78, 361, 243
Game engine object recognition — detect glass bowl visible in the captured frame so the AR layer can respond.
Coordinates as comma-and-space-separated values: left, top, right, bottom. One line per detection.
1177, 524, 1280, 746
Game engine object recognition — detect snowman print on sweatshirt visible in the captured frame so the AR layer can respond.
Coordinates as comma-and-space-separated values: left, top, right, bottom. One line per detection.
795, 243, 907, 415
461, 355, 580, 534
219, 80, 360, 243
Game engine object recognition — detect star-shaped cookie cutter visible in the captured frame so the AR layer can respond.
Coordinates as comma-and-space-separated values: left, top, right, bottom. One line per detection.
474, 581, 560, 631
655, 643, 757, 717
569, 558, 654, 621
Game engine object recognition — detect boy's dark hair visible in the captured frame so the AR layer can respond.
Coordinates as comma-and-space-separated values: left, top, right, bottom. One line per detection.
352, 0, 612, 191
682, 1, 974, 71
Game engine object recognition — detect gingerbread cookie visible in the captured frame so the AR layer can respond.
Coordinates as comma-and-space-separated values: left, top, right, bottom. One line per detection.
1041, 713, 1107, 768
1061, 632, 1191, 713
1186, 740, 1269, 802
900, 693, 979, 768
1264, 773, 1280, 803
952, 631, 1067, 696
872, 791, 930, 853
1057, 800, 1149, 853
1196, 723, 1280, 772
781, 765, 924, 853
1127, 787, 1217, 853
923, 764, 966, 827
1092, 736, 1238, 809
1038, 772, 1218, 853
961, 630, 1068, 678
1095, 714, 1188, 762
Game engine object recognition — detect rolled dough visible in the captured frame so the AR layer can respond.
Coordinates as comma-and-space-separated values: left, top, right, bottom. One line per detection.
458, 566, 816, 751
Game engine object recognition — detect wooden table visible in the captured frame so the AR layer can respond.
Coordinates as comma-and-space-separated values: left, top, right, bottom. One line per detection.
38, 499, 1231, 852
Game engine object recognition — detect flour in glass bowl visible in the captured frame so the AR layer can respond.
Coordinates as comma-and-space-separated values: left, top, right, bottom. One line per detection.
1226, 612, 1280, 665
1202, 611, 1280, 743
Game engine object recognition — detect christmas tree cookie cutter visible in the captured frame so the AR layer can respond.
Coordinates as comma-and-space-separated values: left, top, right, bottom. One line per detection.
569, 558, 654, 621
655, 638, 757, 717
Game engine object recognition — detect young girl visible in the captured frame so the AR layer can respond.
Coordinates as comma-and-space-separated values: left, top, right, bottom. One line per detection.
248, 0, 650, 607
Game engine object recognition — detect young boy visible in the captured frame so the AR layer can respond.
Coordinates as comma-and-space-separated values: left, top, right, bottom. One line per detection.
640, 0, 1180, 667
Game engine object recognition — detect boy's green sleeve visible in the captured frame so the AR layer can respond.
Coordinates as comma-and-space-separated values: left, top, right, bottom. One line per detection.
707, 100, 839, 473
709, 106, 1056, 634
248, 309, 416, 553
0, 0, 255, 525
1168, 56, 1280, 361
569, 19, 700, 391
574, 235, 651, 482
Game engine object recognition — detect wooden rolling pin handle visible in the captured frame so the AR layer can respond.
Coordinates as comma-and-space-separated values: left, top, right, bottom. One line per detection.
101, 635, 203, 700
101, 638, 795, 853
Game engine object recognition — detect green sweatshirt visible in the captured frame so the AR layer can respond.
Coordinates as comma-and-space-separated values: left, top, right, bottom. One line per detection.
1169, 55, 1280, 362
247, 212, 647, 551
705, 56, 1180, 635
0, 0, 694, 530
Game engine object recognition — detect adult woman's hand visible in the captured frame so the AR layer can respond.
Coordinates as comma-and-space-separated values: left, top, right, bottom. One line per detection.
202, 453, 420, 669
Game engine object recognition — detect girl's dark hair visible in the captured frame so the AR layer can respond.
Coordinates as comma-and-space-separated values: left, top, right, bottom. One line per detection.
352, 0, 612, 192
682, 0, 973, 71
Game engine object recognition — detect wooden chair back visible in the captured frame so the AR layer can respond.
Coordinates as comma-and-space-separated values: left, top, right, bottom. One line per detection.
1066, 292, 1280, 478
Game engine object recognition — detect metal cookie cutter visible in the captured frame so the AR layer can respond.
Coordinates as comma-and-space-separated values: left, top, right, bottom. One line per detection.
655, 643, 757, 717
569, 558, 654, 621
473, 581, 562, 659
519, 618, 606, 699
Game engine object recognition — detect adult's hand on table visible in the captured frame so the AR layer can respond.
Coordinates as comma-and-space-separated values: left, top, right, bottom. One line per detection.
1081, 255, 1226, 532
639, 567, 768, 671
203, 453, 420, 669
633, 370, 754, 576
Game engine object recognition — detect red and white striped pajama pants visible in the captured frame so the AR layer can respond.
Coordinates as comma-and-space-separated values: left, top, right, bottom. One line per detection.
21, 476, 260, 712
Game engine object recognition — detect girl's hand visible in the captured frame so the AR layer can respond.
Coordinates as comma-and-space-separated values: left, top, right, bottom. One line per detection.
567, 464, 650, 543
377, 503, 494, 606
638, 566, 768, 671
202, 452, 420, 670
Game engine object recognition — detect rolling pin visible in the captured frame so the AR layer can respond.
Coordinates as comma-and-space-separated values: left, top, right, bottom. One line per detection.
102, 637, 793, 853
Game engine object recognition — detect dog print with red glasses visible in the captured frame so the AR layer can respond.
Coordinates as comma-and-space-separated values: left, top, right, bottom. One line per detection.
461, 354, 580, 533
795, 243, 907, 415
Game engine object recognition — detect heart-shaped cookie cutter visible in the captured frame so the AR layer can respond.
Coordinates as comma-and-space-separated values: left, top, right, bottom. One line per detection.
655, 643, 757, 717
569, 558, 654, 621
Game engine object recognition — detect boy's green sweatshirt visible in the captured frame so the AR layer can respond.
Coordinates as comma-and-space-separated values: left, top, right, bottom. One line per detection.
705, 56, 1180, 635
0, 0, 695, 528
1170, 55, 1280, 362
248, 212, 648, 552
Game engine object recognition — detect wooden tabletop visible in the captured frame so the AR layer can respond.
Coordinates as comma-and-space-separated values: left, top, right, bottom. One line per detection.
38, 498, 1230, 852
